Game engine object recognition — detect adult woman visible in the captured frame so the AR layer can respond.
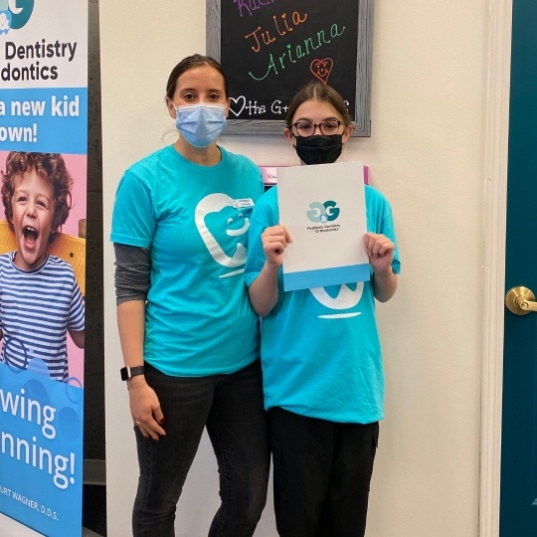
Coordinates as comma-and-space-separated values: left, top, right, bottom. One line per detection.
111, 54, 269, 537
245, 82, 401, 537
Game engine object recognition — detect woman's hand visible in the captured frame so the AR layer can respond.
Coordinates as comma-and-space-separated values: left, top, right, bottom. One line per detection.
128, 380, 166, 441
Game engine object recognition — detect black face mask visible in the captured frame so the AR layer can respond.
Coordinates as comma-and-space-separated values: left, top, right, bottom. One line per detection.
294, 134, 343, 165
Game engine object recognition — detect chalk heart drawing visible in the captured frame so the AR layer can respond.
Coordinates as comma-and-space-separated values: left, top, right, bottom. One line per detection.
229, 95, 247, 117
310, 58, 334, 85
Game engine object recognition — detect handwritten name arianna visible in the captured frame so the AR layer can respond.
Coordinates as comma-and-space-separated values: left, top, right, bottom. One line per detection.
248, 20, 346, 82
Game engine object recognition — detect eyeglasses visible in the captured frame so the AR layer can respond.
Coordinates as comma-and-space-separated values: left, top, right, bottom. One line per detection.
291, 119, 342, 138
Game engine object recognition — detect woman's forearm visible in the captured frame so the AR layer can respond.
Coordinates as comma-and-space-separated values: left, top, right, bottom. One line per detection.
117, 300, 146, 367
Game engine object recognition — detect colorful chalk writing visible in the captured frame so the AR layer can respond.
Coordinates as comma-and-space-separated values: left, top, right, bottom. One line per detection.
310, 58, 334, 85
220, 0, 358, 121
247, 23, 346, 82
234, 0, 277, 18
245, 12, 308, 52
210, 0, 373, 134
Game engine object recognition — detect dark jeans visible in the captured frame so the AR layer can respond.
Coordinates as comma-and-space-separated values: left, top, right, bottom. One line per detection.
268, 407, 379, 537
132, 360, 270, 537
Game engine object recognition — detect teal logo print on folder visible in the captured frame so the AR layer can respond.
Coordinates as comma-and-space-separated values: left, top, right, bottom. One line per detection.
306, 200, 340, 224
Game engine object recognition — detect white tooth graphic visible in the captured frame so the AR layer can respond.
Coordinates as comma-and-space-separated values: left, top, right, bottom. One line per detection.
226, 219, 250, 237
310, 283, 364, 318
195, 193, 249, 268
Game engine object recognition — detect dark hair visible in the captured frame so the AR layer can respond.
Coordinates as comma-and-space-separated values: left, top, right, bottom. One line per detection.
1, 152, 73, 242
165, 54, 230, 100
285, 82, 352, 128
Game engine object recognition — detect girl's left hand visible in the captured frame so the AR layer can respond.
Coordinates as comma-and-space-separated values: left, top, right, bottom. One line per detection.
364, 232, 395, 274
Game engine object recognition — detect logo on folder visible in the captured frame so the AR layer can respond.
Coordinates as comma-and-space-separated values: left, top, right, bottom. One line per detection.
306, 200, 341, 233
306, 200, 340, 224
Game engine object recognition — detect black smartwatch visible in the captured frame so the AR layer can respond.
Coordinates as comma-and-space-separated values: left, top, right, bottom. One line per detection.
120, 365, 145, 381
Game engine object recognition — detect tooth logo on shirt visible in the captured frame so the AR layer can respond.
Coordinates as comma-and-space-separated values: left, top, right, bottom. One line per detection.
195, 193, 251, 277
310, 282, 364, 319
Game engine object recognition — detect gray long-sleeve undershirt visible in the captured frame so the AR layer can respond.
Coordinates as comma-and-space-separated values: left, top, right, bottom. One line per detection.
113, 243, 151, 305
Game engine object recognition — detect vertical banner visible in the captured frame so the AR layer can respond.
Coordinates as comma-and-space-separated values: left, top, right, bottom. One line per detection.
0, 1, 88, 536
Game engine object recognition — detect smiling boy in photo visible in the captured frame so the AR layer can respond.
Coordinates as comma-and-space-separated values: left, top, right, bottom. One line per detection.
0, 151, 85, 382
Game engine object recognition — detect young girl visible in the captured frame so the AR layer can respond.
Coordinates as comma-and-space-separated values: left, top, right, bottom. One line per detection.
111, 54, 269, 536
245, 82, 401, 537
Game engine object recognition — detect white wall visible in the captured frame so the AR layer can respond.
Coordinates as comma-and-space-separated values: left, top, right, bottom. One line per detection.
101, 1, 488, 536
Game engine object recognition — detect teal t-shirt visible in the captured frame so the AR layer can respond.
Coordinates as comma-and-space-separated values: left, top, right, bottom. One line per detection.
245, 184, 401, 423
111, 145, 264, 376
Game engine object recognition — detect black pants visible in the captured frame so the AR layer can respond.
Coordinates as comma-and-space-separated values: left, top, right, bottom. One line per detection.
132, 361, 270, 537
268, 407, 379, 537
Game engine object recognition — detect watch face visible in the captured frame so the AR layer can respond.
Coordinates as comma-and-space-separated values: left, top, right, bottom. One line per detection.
120, 366, 144, 381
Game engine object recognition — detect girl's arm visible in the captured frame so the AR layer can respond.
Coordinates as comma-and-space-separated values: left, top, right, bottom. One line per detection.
248, 225, 291, 316
249, 262, 280, 316
364, 232, 398, 302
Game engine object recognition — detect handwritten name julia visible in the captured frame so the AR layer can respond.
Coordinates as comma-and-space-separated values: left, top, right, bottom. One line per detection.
245, 12, 308, 53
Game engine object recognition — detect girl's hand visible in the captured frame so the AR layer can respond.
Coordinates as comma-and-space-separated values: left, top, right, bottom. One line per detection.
129, 381, 166, 441
262, 225, 292, 268
364, 232, 395, 274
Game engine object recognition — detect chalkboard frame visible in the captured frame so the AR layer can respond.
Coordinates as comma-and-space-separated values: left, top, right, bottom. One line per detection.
206, 0, 374, 137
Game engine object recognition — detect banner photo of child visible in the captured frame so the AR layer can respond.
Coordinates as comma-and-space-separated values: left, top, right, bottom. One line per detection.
0, 151, 87, 385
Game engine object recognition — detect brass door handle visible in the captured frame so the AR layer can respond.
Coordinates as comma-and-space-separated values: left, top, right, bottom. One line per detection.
505, 286, 537, 315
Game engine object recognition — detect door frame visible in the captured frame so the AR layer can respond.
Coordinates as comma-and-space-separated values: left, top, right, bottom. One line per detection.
480, 1, 513, 536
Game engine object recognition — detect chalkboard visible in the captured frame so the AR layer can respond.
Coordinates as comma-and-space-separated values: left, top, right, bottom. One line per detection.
206, 0, 374, 136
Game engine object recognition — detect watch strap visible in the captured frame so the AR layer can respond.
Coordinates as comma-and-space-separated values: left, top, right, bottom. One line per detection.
120, 365, 145, 381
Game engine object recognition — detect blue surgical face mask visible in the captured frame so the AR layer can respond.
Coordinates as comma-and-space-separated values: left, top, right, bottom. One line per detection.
175, 103, 227, 148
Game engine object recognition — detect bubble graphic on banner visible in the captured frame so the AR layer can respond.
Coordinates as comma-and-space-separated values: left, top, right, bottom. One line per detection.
23, 378, 51, 406
65, 377, 83, 403
27, 357, 52, 378
0, 10, 12, 34
2, 336, 30, 373
8, 0, 33, 30
57, 406, 81, 441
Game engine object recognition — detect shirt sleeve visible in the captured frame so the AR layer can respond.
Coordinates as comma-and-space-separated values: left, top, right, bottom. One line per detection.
110, 169, 156, 248
366, 185, 401, 275
68, 278, 85, 331
380, 199, 401, 275
244, 188, 278, 287
113, 243, 151, 305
